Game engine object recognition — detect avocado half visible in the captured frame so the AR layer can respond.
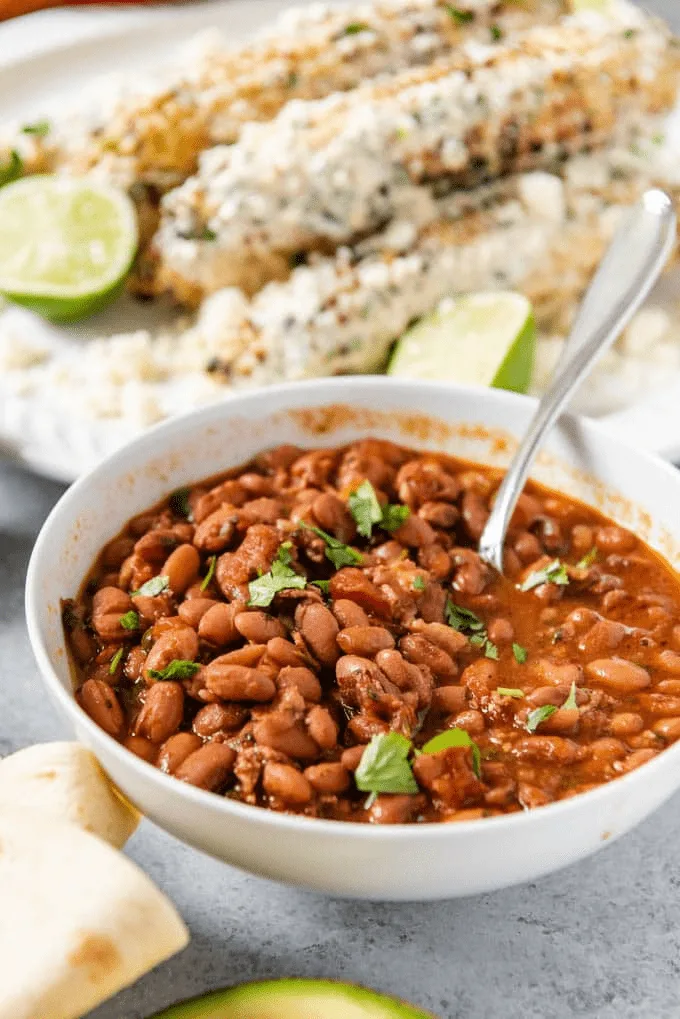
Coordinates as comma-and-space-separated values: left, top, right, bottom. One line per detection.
148, 978, 436, 1018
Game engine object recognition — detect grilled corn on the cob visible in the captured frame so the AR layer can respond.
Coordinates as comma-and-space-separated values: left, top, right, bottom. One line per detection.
176, 129, 680, 386
154, 2, 680, 304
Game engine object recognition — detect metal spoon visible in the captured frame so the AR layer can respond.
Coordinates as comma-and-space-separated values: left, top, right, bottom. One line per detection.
478, 189, 677, 574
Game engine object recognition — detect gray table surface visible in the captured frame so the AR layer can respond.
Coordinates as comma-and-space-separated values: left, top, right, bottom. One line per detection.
3, 1, 680, 1016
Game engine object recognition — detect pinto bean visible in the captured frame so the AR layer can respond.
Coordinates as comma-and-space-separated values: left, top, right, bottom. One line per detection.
368, 794, 423, 825
178, 597, 216, 628
192, 702, 247, 737
589, 737, 626, 762
306, 705, 338, 750
91, 587, 134, 642
175, 743, 236, 790
409, 621, 468, 657
460, 659, 498, 695
143, 627, 199, 683
304, 762, 351, 794
215, 645, 267, 667
263, 762, 313, 806
253, 713, 319, 760
192, 480, 246, 523
329, 568, 392, 618
513, 736, 579, 765
539, 708, 580, 734
638, 694, 680, 717
374, 649, 433, 709
123, 735, 158, 764
277, 666, 322, 703
312, 492, 356, 543
534, 660, 583, 688
341, 745, 367, 771
266, 636, 310, 668
487, 618, 514, 645
585, 658, 651, 694
461, 490, 489, 541
333, 599, 370, 629
135, 682, 184, 743
400, 634, 457, 682
596, 526, 636, 555
656, 650, 680, 674
193, 506, 238, 553
653, 717, 680, 742
198, 602, 242, 647
392, 514, 436, 548
337, 625, 395, 657
452, 709, 485, 736
157, 732, 202, 773
513, 531, 543, 564
235, 610, 287, 643
78, 679, 125, 738
615, 748, 658, 774
432, 685, 468, 714
124, 647, 147, 683
163, 543, 200, 594
418, 501, 459, 528
205, 663, 276, 702
609, 712, 645, 739
296, 602, 339, 666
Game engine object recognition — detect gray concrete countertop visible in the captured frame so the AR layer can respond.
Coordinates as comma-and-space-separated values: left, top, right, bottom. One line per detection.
3, 2, 680, 1015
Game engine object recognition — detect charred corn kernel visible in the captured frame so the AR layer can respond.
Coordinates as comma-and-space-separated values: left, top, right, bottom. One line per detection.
154, 3, 680, 302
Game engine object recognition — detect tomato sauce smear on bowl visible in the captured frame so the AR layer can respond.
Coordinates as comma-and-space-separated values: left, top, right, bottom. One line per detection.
62, 439, 680, 825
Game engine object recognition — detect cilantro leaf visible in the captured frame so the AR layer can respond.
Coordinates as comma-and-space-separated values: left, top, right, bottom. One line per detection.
470, 633, 498, 659
311, 579, 330, 595
344, 21, 369, 33
169, 486, 192, 519
497, 687, 524, 699
302, 522, 363, 569
348, 480, 383, 538
119, 610, 140, 631
520, 559, 569, 592
526, 704, 558, 733
445, 599, 485, 633
355, 732, 419, 795
412, 575, 426, 591
562, 680, 578, 711
200, 555, 217, 592
0, 150, 23, 188
380, 503, 410, 532
131, 575, 169, 598
22, 120, 50, 136
512, 642, 528, 664
489, 23, 503, 40
109, 647, 125, 676
445, 4, 474, 23
576, 547, 598, 570
422, 727, 481, 778
247, 542, 307, 607
149, 659, 201, 681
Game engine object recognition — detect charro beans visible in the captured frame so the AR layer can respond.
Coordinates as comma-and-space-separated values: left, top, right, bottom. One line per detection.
67, 438, 680, 823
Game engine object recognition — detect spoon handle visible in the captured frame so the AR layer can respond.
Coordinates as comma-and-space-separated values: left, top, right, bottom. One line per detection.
478, 189, 677, 573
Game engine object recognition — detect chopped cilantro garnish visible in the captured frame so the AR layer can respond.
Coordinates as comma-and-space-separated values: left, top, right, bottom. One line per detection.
247, 542, 306, 607
445, 4, 474, 23
21, 120, 50, 137
149, 659, 201, 681
348, 479, 383, 538
520, 559, 569, 592
169, 486, 192, 519
489, 23, 503, 40
0, 150, 23, 188
497, 687, 524, 699
512, 642, 527, 664
131, 575, 169, 598
526, 704, 558, 733
355, 732, 419, 795
301, 522, 363, 569
200, 555, 217, 592
201, 227, 217, 241
562, 680, 578, 711
109, 647, 125, 676
445, 599, 485, 633
119, 610, 140, 631
381, 503, 411, 532
311, 579, 330, 595
421, 727, 482, 778
576, 547, 598, 570
413, 575, 426, 591
470, 633, 498, 659
344, 21, 369, 34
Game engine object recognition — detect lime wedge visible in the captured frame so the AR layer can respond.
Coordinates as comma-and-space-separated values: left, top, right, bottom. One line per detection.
0, 174, 138, 322
387, 292, 536, 394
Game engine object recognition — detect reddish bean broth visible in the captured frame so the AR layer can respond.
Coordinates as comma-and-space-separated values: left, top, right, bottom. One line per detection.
63, 440, 680, 825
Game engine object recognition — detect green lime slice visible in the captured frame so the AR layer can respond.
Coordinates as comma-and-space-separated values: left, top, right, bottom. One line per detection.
387, 291, 536, 394
0, 174, 138, 322
147, 979, 434, 1018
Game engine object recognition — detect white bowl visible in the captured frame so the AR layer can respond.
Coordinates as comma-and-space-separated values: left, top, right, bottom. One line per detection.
25, 377, 680, 900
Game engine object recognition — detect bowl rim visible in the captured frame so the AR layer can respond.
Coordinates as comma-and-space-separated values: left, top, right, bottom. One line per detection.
25, 375, 680, 840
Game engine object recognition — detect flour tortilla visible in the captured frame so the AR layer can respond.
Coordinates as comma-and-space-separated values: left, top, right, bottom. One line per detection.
0, 807, 189, 1019
0, 742, 139, 848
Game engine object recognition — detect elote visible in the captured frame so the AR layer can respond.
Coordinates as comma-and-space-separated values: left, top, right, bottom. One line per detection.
154, 2, 680, 303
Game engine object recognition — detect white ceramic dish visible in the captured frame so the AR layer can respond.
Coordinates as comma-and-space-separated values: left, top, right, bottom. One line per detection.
25, 376, 680, 900
2, 0, 680, 481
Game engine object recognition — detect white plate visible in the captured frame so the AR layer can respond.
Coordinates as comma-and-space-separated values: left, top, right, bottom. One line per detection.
1, 0, 680, 482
